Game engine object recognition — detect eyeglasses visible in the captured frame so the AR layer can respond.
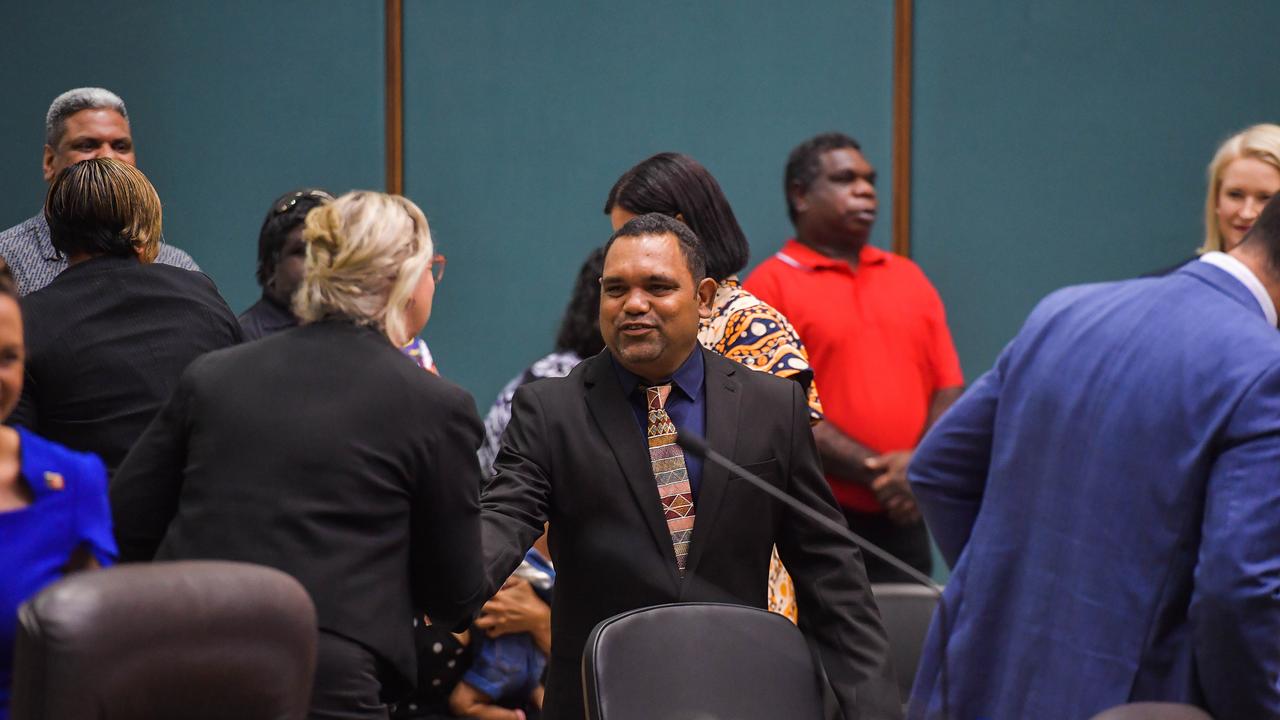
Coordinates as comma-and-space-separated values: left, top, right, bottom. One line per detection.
429, 254, 446, 282
274, 189, 334, 215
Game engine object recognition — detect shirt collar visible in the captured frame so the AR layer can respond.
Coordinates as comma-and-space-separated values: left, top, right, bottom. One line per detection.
775, 238, 888, 270
609, 346, 705, 400
27, 213, 56, 256
1199, 252, 1278, 327
56, 254, 140, 278
260, 292, 294, 314
252, 294, 300, 328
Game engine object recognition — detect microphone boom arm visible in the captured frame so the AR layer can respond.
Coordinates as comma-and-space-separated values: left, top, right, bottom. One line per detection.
677, 431, 942, 593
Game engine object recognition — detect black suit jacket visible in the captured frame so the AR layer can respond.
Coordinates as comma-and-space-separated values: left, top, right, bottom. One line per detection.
482, 347, 900, 720
110, 321, 488, 693
11, 255, 243, 474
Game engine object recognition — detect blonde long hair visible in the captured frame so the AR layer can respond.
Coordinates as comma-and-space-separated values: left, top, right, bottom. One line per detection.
293, 191, 433, 346
1201, 123, 1280, 253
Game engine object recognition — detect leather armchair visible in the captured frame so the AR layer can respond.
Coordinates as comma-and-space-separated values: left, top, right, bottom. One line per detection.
11, 560, 317, 720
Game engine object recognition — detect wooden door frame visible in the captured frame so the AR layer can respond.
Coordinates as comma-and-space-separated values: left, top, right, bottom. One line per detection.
385, 0, 404, 194
892, 0, 913, 256
385, 1, 914, 254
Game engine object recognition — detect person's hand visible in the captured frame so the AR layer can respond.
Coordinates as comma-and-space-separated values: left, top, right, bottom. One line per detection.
474, 577, 550, 639
866, 450, 921, 526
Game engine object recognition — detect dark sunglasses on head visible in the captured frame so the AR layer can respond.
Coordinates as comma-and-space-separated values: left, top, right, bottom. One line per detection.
274, 189, 335, 215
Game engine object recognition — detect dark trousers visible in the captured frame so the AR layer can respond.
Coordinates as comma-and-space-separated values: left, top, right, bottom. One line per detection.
841, 508, 933, 584
310, 631, 391, 720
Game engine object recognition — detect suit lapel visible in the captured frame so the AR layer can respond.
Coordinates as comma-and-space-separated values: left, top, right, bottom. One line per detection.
682, 349, 740, 580
583, 355, 681, 589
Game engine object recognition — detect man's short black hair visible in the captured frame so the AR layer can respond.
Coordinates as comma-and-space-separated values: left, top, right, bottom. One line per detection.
255, 188, 332, 288
604, 152, 749, 282
1242, 194, 1280, 275
784, 131, 862, 223
604, 212, 707, 282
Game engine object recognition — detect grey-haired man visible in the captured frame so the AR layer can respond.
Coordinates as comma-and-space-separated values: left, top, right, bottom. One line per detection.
0, 87, 197, 295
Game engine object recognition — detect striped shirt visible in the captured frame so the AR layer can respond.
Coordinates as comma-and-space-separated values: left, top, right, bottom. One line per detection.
0, 214, 199, 296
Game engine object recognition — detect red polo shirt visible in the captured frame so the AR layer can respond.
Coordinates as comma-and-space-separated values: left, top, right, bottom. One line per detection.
745, 240, 963, 511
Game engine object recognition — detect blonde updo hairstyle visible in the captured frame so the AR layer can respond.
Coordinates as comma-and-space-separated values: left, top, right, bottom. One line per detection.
294, 191, 434, 346
1201, 123, 1280, 253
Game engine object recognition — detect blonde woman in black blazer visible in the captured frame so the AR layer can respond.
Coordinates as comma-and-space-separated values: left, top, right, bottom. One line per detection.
112, 191, 486, 720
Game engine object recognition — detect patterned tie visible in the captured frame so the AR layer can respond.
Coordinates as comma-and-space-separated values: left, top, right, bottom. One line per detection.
646, 384, 696, 575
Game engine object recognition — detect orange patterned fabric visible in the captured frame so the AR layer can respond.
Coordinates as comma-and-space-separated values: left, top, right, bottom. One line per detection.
698, 278, 823, 424
767, 546, 798, 624
698, 277, 812, 624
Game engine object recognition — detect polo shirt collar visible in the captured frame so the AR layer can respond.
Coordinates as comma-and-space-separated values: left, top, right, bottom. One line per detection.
775, 238, 888, 270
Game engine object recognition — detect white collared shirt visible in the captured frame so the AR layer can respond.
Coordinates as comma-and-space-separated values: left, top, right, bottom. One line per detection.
1200, 251, 1278, 327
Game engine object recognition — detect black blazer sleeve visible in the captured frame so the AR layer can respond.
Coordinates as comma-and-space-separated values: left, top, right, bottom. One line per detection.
110, 356, 198, 563
480, 383, 553, 596
410, 384, 488, 629
776, 381, 902, 719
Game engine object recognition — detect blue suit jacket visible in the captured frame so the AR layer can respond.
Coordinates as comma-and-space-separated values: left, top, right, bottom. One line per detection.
908, 261, 1280, 719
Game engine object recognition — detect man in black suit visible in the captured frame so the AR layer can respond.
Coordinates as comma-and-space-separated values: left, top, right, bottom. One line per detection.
482, 213, 900, 720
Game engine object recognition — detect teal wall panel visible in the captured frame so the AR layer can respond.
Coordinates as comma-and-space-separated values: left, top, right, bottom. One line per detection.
0, 1, 385, 315
912, 1, 1280, 382
7, 1, 1274, 422
403, 1, 894, 405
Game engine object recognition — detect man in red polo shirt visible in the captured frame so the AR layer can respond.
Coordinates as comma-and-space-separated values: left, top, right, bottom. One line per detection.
745, 132, 964, 582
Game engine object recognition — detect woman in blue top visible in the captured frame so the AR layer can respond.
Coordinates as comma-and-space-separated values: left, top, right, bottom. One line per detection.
0, 256, 116, 719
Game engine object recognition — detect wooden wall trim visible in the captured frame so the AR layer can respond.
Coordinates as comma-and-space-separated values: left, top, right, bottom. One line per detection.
385, 0, 404, 195
892, 0, 913, 257
387, 4, 908, 224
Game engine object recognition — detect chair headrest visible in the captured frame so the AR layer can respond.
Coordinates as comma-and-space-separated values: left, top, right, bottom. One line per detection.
12, 560, 318, 720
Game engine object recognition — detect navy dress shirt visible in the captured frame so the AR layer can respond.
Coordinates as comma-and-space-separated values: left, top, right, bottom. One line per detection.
610, 349, 706, 503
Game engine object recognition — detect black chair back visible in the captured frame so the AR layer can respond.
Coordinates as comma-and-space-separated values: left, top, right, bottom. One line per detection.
582, 602, 824, 720
11, 560, 317, 720
872, 582, 939, 701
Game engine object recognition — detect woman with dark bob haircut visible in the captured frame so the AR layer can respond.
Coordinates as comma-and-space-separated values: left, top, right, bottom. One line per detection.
605, 152, 824, 623
12, 158, 241, 476
478, 245, 606, 475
